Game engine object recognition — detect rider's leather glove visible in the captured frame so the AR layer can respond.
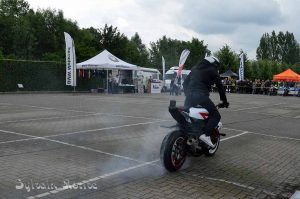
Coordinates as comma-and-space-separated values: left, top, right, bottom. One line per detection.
218, 101, 229, 108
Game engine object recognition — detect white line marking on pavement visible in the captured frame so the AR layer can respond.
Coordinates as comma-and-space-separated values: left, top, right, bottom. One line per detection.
0, 102, 163, 121
0, 120, 171, 145
27, 159, 159, 199
224, 127, 300, 141
220, 132, 249, 141
290, 190, 300, 199
41, 137, 145, 163
181, 172, 277, 196
0, 128, 147, 163
44, 120, 171, 138
0, 129, 37, 139
0, 102, 14, 105
90, 98, 169, 105
250, 132, 300, 141
0, 137, 40, 144
232, 103, 285, 111
223, 127, 245, 132
0, 113, 102, 124
181, 172, 255, 190
204, 176, 255, 190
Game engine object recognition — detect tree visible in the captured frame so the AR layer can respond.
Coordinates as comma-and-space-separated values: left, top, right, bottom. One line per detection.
129, 32, 149, 67
0, 0, 29, 56
149, 36, 208, 70
149, 36, 182, 69
214, 44, 238, 73
259, 60, 272, 80
256, 30, 300, 64
256, 33, 270, 60
99, 24, 129, 60
0, 0, 29, 17
185, 38, 209, 68
282, 31, 300, 64
12, 9, 36, 59
75, 28, 101, 62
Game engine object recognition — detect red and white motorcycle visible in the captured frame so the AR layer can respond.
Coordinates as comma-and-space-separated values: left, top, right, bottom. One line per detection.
160, 100, 228, 172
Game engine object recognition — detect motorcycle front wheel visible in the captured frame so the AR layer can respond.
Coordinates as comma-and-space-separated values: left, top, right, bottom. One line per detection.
160, 130, 187, 172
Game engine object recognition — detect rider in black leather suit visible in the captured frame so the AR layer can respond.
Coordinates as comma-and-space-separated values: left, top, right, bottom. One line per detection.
183, 56, 229, 147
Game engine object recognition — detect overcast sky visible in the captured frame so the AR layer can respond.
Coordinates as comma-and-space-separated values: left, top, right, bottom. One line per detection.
26, 0, 300, 60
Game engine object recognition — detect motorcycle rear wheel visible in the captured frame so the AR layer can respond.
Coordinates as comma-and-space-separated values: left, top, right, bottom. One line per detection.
160, 130, 187, 172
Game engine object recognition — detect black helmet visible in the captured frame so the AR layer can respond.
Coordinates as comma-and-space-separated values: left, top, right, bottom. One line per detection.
204, 56, 220, 68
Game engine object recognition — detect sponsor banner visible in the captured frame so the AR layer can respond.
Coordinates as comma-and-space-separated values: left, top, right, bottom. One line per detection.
162, 56, 165, 81
239, 53, 244, 81
64, 32, 76, 86
177, 49, 190, 77
151, 82, 162, 93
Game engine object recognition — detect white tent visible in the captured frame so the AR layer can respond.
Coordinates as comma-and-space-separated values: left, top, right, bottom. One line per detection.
77, 49, 138, 70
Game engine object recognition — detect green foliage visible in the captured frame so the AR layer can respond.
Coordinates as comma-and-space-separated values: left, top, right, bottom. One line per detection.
149, 36, 181, 69
257, 30, 300, 64
98, 24, 128, 59
0, 47, 3, 59
1, 0, 300, 92
247, 60, 288, 80
0, 59, 105, 91
129, 32, 150, 67
0, 0, 29, 17
0, 59, 68, 91
149, 36, 208, 70
0, 0, 79, 60
186, 38, 210, 68
75, 28, 100, 61
214, 45, 239, 73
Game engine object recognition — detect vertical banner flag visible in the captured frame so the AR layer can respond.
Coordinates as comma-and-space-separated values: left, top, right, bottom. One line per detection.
162, 56, 165, 82
72, 37, 77, 86
64, 32, 76, 86
177, 49, 190, 77
239, 53, 244, 81
176, 49, 190, 85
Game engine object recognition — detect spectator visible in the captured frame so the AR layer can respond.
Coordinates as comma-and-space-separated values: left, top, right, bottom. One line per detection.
108, 73, 113, 93
170, 78, 175, 95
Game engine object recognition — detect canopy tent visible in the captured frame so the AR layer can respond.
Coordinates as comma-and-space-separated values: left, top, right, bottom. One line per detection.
273, 68, 300, 82
77, 49, 138, 70
220, 69, 238, 78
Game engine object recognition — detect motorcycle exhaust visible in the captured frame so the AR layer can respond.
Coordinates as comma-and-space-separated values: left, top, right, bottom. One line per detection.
187, 137, 198, 146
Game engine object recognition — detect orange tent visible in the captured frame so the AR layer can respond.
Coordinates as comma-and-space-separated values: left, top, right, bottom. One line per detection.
273, 68, 300, 82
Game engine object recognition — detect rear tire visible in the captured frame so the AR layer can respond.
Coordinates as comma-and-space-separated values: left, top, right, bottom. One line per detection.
160, 130, 187, 172
204, 129, 220, 157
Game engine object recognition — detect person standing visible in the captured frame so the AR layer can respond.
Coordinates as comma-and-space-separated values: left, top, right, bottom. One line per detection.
108, 73, 113, 93
170, 78, 175, 95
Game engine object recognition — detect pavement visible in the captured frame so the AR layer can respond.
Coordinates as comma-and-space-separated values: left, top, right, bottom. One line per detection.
0, 92, 299, 199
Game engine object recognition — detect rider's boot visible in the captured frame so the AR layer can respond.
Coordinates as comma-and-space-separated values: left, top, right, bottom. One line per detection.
199, 134, 214, 148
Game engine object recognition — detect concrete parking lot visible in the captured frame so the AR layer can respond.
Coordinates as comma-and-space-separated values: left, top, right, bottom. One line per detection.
0, 93, 299, 199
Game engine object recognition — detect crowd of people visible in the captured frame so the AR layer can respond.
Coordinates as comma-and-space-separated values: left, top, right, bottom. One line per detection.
168, 76, 300, 97
214, 77, 300, 96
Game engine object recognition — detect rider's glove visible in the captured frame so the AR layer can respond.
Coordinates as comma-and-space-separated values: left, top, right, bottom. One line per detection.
218, 101, 229, 108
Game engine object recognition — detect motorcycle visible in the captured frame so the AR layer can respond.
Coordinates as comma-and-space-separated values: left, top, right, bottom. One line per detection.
160, 100, 227, 172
